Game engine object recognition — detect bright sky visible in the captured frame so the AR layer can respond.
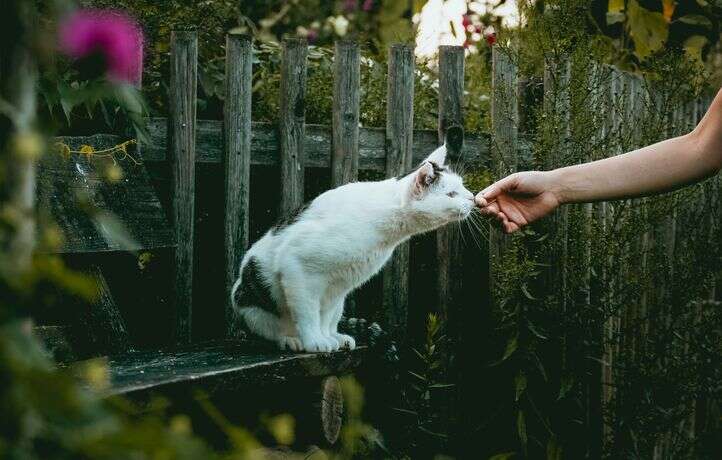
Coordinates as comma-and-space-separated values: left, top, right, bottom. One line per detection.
415, 0, 519, 59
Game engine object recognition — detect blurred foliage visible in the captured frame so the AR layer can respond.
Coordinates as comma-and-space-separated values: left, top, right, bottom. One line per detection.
602, 0, 722, 68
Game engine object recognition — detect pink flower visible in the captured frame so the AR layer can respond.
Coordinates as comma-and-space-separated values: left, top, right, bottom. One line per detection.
462, 15, 472, 27
362, 0, 374, 11
485, 32, 497, 46
343, 0, 358, 12
59, 9, 143, 84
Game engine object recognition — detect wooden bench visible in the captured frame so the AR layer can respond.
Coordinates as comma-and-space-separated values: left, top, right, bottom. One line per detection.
34, 34, 485, 440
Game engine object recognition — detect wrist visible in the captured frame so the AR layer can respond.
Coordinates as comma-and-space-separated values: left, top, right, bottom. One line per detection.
546, 168, 573, 205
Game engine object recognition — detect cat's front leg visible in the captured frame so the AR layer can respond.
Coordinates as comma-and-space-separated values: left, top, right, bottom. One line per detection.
282, 273, 336, 353
324, 298, 356, 350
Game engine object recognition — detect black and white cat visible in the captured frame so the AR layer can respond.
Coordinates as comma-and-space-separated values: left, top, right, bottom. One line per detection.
231, 138, 475, 352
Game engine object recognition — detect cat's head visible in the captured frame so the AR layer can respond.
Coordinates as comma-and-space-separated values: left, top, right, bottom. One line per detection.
403, 134, 475, 224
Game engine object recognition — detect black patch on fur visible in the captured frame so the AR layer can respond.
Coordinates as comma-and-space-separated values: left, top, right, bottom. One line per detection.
272, 202, 309, 233
444, 125, 464, 155
234, 257, 277, 314
395, 161, 446, 183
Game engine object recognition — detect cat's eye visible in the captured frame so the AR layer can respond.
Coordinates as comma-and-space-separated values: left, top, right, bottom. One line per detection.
447, 191, 458, 198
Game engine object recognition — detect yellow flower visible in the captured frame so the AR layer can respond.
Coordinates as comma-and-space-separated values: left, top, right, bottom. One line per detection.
79, 145, 95, 155
105, 164, 124, 182
55, 142, 71, 158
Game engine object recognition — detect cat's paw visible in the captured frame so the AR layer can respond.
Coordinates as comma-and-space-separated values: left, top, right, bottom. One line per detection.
300, 334, 336, 353
278, 336, 303, 352
332, 333, 356, 350
325, 334, 341, 351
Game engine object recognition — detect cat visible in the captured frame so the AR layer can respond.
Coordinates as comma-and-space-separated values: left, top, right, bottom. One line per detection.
230, 135, 475, 353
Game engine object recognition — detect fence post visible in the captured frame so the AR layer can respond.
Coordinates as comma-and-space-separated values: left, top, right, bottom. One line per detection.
224, 33, 252, 338
331, 40, 360, 187
382, 44, 414, 340
436, 45, 465, 327
169, 30, 198, 345
601, 66, 623, 448
489, 47, 519, 290
543, 54, 570, 367
279, 38, 308, 217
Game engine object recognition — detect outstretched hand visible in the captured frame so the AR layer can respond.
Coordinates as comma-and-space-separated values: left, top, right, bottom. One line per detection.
475, 171, 562, 233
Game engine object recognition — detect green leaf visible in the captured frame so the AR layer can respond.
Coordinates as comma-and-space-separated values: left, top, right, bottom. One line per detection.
627, 0, 669, 60
608, 0, 625, 13
532, 352, 548, 381
606, 11, 625, 25
515, 372, 527, 402
684, 35, 708, 61
517, 410, 528, 453
527, 320, 548, 340
488, 453, 516, 460
546, 436, 563, 460
677, 14, 713, 28
558, 374, 574, 400
490, 334, 518, 366
428, 383, 455, 389
521, 284, 536, 300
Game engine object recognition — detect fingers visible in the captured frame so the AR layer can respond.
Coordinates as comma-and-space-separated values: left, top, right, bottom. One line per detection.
478, 173, 518, 203
478, 205, 522, 234
478, 201, 500, 216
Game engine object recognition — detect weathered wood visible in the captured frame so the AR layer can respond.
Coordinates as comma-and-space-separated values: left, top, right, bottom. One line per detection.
143, 117, 486, 170
279, 38, 308, 217
489, 47, 519, 285
169, 30, 198, 344
601, 67, 623, 448
38, 137, 174, 253
331, 40, 360, 187
83, 265, 132, 354
382, 44, 414, 340
104, 342, 367, 396
319, 376, 343, 445
34, 325, 77, 362
436, 45, 465, 323
294, 376, 344, 446
223, 34, 253, 338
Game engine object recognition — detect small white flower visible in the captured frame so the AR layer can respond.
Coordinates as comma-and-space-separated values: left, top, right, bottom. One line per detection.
332, 15, 349, 37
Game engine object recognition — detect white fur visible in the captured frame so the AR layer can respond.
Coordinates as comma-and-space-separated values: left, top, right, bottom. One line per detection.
231, 144, 475, 352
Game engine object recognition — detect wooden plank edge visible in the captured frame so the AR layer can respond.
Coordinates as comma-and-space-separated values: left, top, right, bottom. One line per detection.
104, 346, 367, 397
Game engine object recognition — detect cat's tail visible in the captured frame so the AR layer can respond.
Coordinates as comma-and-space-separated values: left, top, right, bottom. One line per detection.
230, 276, 243, 309
237, 307, 280, 341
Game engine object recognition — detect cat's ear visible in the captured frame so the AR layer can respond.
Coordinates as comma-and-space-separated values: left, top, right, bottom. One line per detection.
444, 125, 464, 157
411, 161, 437, 198
424, 145, 447, 166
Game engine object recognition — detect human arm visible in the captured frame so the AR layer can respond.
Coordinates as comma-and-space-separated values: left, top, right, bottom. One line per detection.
476, 88, 722, 233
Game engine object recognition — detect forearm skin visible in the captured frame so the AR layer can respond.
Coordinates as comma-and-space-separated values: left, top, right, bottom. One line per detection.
550, 89, 722, 205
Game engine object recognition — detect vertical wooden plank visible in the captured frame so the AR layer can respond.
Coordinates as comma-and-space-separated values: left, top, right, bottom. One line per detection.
543, 54, 570, 372
598, 64, 616, 451
84, 265, 132, 354
584, 62, 604, 460
224, 33, 252, 338
382, 44, 414, 340
436, 45, 465, 324
279, 38, 308, 217
169, 30, 198, 344
331, 40, 360, 187
489, 47, 519, 285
